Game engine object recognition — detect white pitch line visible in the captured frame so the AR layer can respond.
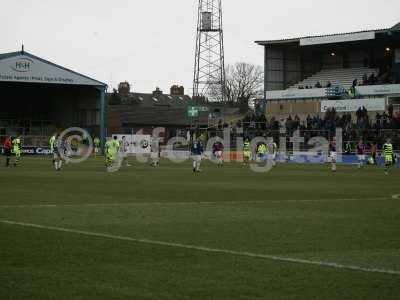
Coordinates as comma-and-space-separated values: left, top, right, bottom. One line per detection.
0, 197, 392, 208
1, 219, 399, 276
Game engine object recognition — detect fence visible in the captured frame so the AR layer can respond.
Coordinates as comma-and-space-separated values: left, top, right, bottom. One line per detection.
1, 125, 399, 154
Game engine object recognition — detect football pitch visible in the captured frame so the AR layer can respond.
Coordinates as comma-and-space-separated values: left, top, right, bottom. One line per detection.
0, 157, 399, 299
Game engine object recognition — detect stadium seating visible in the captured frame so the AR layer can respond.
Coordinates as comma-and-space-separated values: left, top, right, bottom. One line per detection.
290, 67, 379, 90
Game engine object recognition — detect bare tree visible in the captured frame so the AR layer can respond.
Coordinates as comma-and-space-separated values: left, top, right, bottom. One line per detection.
207, 62, 263, 107
225, 63, 263, 108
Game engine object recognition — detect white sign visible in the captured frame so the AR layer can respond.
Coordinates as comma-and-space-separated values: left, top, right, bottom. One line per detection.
0, 53, 104, 86
300, 31, 375, 46
321, 98, 386, 113
356, 84, 400, 96
112, 135, 151, 154
266, 88, 327, 100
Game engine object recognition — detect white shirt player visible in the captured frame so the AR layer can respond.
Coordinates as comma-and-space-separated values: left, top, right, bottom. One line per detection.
120, 139, 129, 154
150, 138, 160, 167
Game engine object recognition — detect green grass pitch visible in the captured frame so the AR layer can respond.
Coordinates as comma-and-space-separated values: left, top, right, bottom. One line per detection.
0, 156, 399, 299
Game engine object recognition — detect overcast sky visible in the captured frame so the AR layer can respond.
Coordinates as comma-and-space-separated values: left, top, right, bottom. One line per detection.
1, 0, 399, 94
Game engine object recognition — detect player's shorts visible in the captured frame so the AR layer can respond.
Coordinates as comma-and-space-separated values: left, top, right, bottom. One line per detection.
3, 149, 11, 157
330, 152, 337, 161
257, 153, 266, 161
385, 155, 393, 165
95, 147, 100, 153
243, 151, 251, 159
192, 155, 202, 162
151, 152, 160, 161
53, 151, 61, 160
357, 155, 366, 161
215, 151, 223, 158
106, 155, 115, 164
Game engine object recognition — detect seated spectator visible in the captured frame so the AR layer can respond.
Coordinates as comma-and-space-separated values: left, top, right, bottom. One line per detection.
368, 73, 376, 85
315, 81, 322, 88
249, 119, 256, 129
375, 112, 382, 128
362, 73, 368, 85
306, 115, 312, 129
356, 107, 363, 120
388, 104, 394, 118
326, 81, 332, 88
347, 86, 356, 98
352, 78, 358, 87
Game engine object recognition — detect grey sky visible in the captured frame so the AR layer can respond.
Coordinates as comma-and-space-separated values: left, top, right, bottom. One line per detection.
1, 0, 399, 94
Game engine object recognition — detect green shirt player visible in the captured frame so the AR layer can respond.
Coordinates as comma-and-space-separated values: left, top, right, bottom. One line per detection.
49, 134, 56, 153
49, 134, 57, 167
105, 139, 114, 168
383, 139, 394, 175
93, 137, 101, 157
257, 143, 267, 161
112, 136, 120, 152
12, 136, 21, 166
105, 136, 120, 170
243, 139, 251, 165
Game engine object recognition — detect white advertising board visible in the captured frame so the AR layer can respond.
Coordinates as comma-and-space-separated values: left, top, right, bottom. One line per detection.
112, 135, 151, 154
0, 54, 103, 86
266, 88, 327, 100
356, 84, 400, 96
321, 98, 386, 112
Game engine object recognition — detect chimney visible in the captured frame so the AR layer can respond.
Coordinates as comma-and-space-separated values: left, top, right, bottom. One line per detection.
118, 81, 131, 97
170, 85, 185, 96
152, 87, 163, 97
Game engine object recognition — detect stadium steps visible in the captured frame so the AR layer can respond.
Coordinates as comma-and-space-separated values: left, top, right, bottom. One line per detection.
290, 67, 379, 90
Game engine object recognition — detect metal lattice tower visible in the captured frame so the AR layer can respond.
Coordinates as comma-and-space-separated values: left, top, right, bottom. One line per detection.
193, 0, 226, 102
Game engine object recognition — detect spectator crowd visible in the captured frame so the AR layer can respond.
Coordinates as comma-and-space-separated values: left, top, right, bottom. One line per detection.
230, 106, 400, 152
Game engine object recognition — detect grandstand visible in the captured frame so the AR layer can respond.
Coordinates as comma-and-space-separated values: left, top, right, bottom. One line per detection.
211, 22, 400, 152
255, 22, 400, 120
0, 49, 107, 151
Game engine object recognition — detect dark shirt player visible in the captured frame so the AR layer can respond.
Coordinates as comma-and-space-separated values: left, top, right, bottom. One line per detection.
329, 139, 337, 172
3, 136, 12, 167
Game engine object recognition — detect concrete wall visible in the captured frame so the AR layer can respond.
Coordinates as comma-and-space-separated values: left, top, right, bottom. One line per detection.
266, 99, 321, 119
